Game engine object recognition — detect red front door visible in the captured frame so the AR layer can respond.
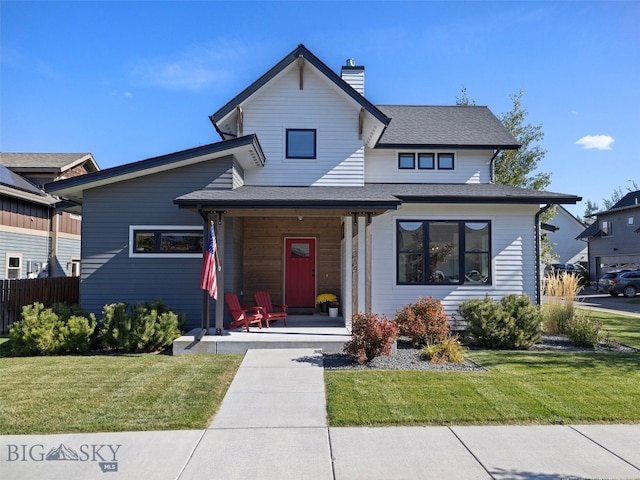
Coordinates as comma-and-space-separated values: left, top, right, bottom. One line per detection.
285, 238, 316, 307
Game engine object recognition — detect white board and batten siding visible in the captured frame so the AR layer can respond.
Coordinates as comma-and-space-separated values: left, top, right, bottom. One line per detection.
370, 203, 539, 322
242, 65, 365, 187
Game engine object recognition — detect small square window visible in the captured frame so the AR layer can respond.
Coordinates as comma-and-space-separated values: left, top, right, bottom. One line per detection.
438, 153, 454, 170
398, 153, 415, 169
418, 153, 434, 169
286, 129, 316, 159
628, 216, 635, 226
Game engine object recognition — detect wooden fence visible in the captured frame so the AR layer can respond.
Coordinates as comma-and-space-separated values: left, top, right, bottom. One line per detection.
0, 277, 80, 333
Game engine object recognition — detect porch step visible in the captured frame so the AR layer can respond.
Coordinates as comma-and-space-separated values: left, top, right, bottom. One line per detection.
172, 315, 351, 355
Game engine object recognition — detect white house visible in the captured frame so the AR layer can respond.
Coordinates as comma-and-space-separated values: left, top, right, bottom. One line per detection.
46, 44, 581, 331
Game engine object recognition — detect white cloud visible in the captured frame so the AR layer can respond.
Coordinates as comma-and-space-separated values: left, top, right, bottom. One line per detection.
131, 41, 259, 91
123, 91, 133, 98
575, 135, 614, 150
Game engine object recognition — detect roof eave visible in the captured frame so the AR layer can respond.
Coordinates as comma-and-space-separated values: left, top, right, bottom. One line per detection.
397, 195, 582, 205
374, 143, 522, 150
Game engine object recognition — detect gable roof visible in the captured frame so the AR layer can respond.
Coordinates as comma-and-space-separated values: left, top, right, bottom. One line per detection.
209, 44, 391, 139
375, 105, 520, 149
45, 135, 265, 205
0, 152, 99, 174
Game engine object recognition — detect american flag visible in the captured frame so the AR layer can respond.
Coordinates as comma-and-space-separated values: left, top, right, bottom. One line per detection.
200, 224, 218, 299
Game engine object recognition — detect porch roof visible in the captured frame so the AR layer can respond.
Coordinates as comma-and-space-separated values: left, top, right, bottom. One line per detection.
174, 183, 582, 211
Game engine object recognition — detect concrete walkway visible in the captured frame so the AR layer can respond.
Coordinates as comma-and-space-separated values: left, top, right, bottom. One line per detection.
3, 348, 640, 479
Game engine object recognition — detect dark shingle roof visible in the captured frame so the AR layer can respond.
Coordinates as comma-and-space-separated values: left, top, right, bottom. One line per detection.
375, 105, 520, 149
576, 221, 602, 240
0, 152, 95, 171
0, 164, 44, 195
175, 183, 580, 210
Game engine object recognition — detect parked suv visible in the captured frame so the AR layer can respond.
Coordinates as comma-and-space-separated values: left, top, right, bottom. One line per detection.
544, 263, 589, 287
597, 270, 640, 297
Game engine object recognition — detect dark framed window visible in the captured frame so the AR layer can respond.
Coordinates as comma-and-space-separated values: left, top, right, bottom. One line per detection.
397, 220, 491, 285
398, 153, 415, 169
286, 129, 316, 159
437, 153, 454, 170
601, 220, 613, 237
418, 153, 434, 169
130, 226, 203, 257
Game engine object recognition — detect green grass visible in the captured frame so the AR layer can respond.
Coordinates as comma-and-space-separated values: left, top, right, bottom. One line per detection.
581, 309, 640, 348
0, 353, 242, 435
325, 350, 640, 426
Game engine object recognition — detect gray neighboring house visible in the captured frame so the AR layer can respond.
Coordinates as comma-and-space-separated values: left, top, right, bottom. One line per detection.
1, 153, 99, 279
578, 190, 640, 280
544, 205, 589, 265
45, 44, 581, 331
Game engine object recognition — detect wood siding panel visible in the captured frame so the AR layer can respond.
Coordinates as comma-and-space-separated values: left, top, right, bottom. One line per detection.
371, 203, 538, 320
364, 149, 491, 184
0, 196, 49, 231
79, 158, 234, 329
242, 66, 365, 186
242, 216, 342, 306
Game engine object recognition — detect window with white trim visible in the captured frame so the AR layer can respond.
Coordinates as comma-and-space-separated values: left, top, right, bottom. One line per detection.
129, 226, 203, 258
397, 220, 491, 285
6, 253, 22, 279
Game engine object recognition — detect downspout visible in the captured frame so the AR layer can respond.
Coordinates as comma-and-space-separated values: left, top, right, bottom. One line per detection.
535, 204, 553, 305
489, 149, 500, 183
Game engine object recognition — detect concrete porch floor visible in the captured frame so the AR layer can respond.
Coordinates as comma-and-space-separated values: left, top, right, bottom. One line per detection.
172, 314, 350, 355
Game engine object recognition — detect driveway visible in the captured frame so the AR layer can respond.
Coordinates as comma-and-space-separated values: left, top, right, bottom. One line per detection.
577, 288, 640, 316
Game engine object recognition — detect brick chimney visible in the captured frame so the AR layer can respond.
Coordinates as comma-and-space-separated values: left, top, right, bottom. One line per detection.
341, 58, 364, 95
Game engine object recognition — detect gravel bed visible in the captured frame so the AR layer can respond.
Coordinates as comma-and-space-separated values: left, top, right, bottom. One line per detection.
323, 335, 637, 371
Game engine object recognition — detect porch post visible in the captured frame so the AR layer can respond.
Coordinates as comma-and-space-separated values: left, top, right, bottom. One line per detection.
365, 216, 372, 313
214, 215, 225, 334
357, 215, 367, 313
342, 217, 353, 328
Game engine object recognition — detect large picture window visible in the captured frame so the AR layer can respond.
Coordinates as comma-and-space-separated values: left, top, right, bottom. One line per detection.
286, 129, 316, 159
397, 220, 491, 285
129, 226, 203, 258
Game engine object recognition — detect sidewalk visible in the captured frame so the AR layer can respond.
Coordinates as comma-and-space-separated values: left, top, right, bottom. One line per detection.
2, 348, 640, 479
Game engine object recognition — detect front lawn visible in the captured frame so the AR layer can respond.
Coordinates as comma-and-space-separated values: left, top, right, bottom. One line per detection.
0, 353, 243, 435
325, 350, 640, 426
582, 308, 640, 348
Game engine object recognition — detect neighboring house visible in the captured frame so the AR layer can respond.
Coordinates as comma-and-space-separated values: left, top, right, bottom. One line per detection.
544, 205, 589, 266
45, 45, 580, 331
0, 153, 99, 279
578, 190, 640, 281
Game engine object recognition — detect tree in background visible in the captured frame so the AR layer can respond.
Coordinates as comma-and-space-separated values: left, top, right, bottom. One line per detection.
582, 181, 639, 221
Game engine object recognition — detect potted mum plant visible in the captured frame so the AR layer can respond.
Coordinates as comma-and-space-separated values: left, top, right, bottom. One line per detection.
328, 300, 339, 318
316, 293, 337, 315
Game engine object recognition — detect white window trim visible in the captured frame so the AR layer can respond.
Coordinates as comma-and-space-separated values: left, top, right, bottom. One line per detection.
129, 225, 204, 258
5, 252, 22, 279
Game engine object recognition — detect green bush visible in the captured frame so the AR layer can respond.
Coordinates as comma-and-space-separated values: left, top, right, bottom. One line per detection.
101, 300, 184, 353
9, 303, 96, 356
458, 294, 542, 350
542, 303, 574, 335
420, 335, 467, 364
344, 312, 399, 365
395, 296, 450, 347
566, 313, 608, 348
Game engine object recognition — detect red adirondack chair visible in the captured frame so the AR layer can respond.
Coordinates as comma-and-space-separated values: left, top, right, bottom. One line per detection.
224, 292, 263, 332
254, 291, 287, 327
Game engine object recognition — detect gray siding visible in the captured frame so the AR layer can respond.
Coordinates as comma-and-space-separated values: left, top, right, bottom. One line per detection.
54, 236, 81, 277
588, 206, 640, 279
0, 231, 49, 279
79, 157, 234, 329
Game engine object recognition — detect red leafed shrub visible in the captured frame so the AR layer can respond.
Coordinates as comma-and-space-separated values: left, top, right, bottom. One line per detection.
344, 312, 399, 365
395, 296, 450, 347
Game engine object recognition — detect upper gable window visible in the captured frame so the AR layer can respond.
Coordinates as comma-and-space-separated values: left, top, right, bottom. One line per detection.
286, 129, 316, 159
418, 153, 434, 169
397, 152, 455, 170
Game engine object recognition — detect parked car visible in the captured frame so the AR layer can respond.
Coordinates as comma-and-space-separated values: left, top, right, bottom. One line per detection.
544, 263, 589, 287
597, 270, 640, 297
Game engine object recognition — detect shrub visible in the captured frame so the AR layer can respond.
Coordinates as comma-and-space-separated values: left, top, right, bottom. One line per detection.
420, 335, 467, 364
395, 296, 450, 347
9, 302, 96, 356
566, 313, 608, 348
344, 312, 399, 365
459, 294, 542, 350
101, 300, 184, 353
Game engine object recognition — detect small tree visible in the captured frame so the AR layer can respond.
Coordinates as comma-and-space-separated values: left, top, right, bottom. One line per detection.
344, 312, 399, 365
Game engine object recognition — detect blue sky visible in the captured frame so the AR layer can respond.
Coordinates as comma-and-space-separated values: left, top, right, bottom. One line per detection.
1, 1, 638, 217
